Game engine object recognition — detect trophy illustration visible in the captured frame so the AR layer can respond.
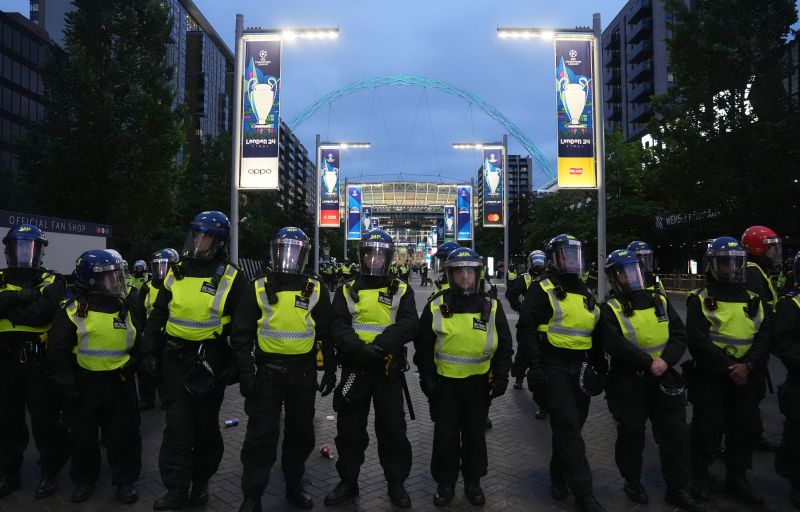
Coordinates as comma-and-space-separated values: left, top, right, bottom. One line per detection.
321, 159, 338, 195
445, 213, 454, 232
484, 159, 501, 195
362, 214, 371, 231
246, 76, 278, 128
558, 76, 590, 127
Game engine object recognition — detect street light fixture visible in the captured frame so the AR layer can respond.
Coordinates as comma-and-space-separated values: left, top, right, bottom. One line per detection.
453, 136, 509, 284
497, 14, 608, 299
315, 135, 371, 273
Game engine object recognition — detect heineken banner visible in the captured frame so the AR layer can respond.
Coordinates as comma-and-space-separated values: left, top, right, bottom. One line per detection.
482, 148, 505, 227
318, 147, 340, 227
443, 206, 455, 242
361, 207, 372, 233
346, 185, 362, 240
239, 36, 281, 189
456, 185, 472, 241
555, 38, 597, 188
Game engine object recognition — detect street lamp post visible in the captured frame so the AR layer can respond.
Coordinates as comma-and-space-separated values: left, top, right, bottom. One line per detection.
498, 14, 608, 299
314, 137, 370, 273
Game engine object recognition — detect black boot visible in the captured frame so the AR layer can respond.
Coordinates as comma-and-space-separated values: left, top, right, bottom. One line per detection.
575, 495, 607, 512
286, 483, 313, 509
388, 481, 411, 508
485, 417, 493, 430
465, 480, 485, 506
725, 472, 764, 505
71, 483, 94, 503
117, 483, 138, 504
665, 488, 707, 512
153, 488, 190, 510
513, 377, 523, 389
0, 474, 20, 499
34, 474, 57, 499
551, 473, 568, 501
238, 497, 262, 512
433, 483, 455, 507
324, 480, 359, 506
690, 473, 710, 501
190, 481, 209, 507
623, 480, 649, 504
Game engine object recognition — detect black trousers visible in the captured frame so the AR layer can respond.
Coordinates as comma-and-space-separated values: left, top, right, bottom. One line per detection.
333, 366, 412, 484
689, 369, 764, 476
137, 369, 160, 402
606, 371, 690, 490
240, 361, 317, 499
67, 369, 141, 486
776, 381, 800, 488
430, 375, 490, 484
540, 356, 593, 498
158, 345, 226, 491
0, 344, 69, 478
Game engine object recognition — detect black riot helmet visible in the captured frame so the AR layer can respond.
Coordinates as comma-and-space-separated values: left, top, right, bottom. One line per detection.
3, 224, 48, 269
545, 234, 584, 276
359, 229, 395, 277
270, 227, 310, 275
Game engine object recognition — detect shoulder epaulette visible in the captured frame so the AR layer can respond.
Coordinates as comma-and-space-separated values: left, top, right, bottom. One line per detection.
427, 288, 447, 304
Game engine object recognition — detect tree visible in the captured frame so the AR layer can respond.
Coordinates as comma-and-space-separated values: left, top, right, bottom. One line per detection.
17, 0, 184, 255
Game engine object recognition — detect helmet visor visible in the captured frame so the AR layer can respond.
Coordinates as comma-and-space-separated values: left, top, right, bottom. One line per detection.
553, 240, 584, 275
182, 230, 218, 260
446, 262, 482, 295
529, 254, 546, 273
151, 258, 171, 280
270, 239, 309, 274
709, 250, 746, 284
608, 261, 645, 295
95, 268, 128, 297
635, 249, 654, 273
764, 238, 782, 270
359, 242, 394, 277
5, 239, 43, 268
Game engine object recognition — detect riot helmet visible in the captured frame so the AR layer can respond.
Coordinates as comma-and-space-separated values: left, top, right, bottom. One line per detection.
528, 250, 546, 274
270, 227, 310, 275
605, 249, 645, 296
359, 229, 395, 277
445, 248, 483, 295
545, 234, 584, 276
3, 224, 47, 269
705, 236, 747, 284
741, 225, 782, 271
151, 248, 179, 280
181, 211, 230, 260
627, 240, 654, 274
75, 250, 128, 297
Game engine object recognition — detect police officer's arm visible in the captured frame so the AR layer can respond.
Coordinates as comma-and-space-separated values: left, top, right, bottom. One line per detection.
742, 304, 771, 371
413, 302, 437, 378
141, 284, 172, 357
772, 297, 800, 372
46, 308, 78, 388
331, 288, 366, 359
746, 266, 774, 307
597, 304, 652, 371
373, 287, 419, 354
3, 285, 56, 327
660, 299, 688, 367
312, 280, 337, 371
491, 301, 514, 380
504, 278, 523, 312
131, 284, 147, 333
686, 294, 734, 375
515, 282, 551, 367
230, 283, 259, 378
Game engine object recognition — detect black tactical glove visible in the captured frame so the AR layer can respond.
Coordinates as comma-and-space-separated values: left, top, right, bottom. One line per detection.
527, 365, 548, 392
239, 372, 260, 398
318, 371, 337, 396
18, 288, 39, 303
420, 374, 438, 399
356, 344, 386, 369
141, 354, 161, 379
61, 383, 80, 407
218, 364, 239, 386
489, 377, 508, 399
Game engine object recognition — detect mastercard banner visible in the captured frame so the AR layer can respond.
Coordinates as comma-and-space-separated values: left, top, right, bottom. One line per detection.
482, 147, 505, 227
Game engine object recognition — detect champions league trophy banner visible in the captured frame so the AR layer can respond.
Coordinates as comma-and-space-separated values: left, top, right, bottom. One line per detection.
346, 185, 363, 240
239, 37, 281, 189
456, 185, 472, 242
318, 148, 340, 227
555, 38, 597, 188
482, 148, 505, 227
444, 206, 456, 242
361, 207, 372, 232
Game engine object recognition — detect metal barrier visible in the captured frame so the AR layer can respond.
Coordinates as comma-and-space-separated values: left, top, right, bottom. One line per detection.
660, 274, 705, 291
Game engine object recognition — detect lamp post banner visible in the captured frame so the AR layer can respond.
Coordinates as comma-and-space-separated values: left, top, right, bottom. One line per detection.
482, 148, 505, 227
318, 147, 340, 226
346, 185, 362, 240
555, 38, 597, 188
456, 185, 473, 241
239, 37, 281, 189
444, 206, 456, 242
361, 207, 372, 233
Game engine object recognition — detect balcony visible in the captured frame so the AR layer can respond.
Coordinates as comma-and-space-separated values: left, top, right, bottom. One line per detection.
629, 102, 652, 123
628, 0, 653, 25
603, 31, 620, 51
605, 85, 621, 102
629, 81, 653, 104
604, 49, 621, 67
628, 16, 652, 45
628, 40, 653, 64
630, 60, 652, 84
605, 69, 621, 86
607, 105, 623, 122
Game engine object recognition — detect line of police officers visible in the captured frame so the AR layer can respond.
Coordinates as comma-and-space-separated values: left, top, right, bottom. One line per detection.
1, 214, 800, 511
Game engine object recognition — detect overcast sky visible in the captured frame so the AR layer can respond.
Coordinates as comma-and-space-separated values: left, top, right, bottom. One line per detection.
9, 1, 647, 187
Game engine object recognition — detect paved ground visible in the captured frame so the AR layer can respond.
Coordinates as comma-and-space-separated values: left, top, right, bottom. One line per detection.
2, 278, 795, 511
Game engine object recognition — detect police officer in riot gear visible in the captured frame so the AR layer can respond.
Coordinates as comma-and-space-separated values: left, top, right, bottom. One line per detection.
0, 225, 69, 500
325, 229, 418, 508
141, 211, 246, 510
628, 241, 666, 295
415, 248, 513, 507
599, 250, 704, 512
433, 242, 461, 292
516, 234, 607, 512
47, 250, 141, 504
233, 227, 336, 512
685, 237, 770, 504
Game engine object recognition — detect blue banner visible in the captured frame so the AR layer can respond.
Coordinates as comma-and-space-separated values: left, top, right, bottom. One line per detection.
346, 185, 362, 240
444, 206, 455, 242
318, 147, 340, 227
361, 206, 372, 234
456, 185, 472, 241
482, 148, 505, 227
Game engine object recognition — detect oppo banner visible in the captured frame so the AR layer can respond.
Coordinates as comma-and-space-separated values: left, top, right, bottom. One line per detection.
456, 185, 472, 241
444, 206, 455, 242
482, 148, 505, 227
555, 38, 596, 188
361, 207, 372, 233
239, 36, 281, 189
346, 185, 362, 240
318, 147, 340, 227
